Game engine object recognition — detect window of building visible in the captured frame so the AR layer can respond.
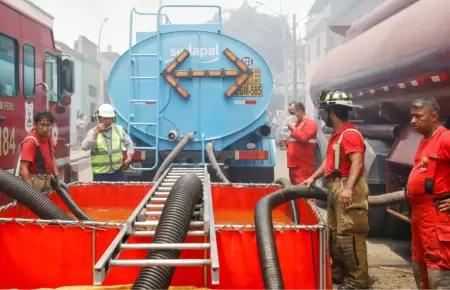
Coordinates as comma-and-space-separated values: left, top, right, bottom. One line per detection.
90, 103, 97, 116
45, 53, 59, 102
316, 37, 321, 58
0, 34, 18, 97
23, 44, 35, 98
89, 85, 97, 97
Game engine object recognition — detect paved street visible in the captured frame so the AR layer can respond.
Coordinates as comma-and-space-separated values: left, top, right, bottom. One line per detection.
71, 148, 416, 289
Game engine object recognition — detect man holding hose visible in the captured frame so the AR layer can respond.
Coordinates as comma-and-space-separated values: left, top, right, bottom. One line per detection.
303, 89, 370, 289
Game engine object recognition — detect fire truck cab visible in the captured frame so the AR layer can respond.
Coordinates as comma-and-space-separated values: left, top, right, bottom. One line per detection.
0, 0, 75, 205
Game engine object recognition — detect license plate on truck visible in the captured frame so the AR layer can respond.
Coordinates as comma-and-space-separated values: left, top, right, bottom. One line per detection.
236, 84, 263, 96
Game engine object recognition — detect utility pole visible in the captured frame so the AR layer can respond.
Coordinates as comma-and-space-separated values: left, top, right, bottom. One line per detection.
282, 16, 288, 110
292, 13, 297, 102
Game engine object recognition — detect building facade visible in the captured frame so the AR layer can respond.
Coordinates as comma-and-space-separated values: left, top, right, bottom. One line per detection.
99, 45, 120, 104
303, 0, 384, 119
56, 36, 101, 146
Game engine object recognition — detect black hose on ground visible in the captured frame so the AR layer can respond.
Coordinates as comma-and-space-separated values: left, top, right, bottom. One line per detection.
0, 170, 74, 221
254, 184, 327, 289
153, 133, 194, 181
132, 173, 203, 289
50, 176, 92, 221
274, 177, 299, 225
205, 142, 230, 183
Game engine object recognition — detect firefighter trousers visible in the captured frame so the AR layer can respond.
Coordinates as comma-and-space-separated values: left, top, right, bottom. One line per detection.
410, 200, 450, 289
30, 175, 52, 193
327, 177, 370, 289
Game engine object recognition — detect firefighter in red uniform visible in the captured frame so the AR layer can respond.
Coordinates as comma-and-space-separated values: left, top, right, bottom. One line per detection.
20, 111, 61, 192
286, 102, 318, 185
407, 96, 450, 289
303, 90, 370, 289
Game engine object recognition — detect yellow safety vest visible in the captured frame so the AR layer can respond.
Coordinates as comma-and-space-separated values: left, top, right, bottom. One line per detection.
91, 125, 124, 174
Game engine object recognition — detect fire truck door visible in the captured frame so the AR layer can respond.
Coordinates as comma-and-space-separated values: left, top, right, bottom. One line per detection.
0, 34, 20, 172
44, 52, 59, 110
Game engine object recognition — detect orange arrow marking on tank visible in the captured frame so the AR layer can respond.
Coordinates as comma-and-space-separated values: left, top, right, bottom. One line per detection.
161, 48, 253, 99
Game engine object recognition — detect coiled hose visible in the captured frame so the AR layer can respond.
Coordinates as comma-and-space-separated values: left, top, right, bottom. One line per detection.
255, 184, 407, 289
50, 176, 92, 221
0, 170, 74, 221
205, 142, 230, 183
254, 184, 328, 289
153, 133, 194, 181
274, 177, 299, 224
132, 173, 203, 289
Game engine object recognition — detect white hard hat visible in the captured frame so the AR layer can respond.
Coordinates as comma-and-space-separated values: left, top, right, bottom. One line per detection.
98, 104, 115, 118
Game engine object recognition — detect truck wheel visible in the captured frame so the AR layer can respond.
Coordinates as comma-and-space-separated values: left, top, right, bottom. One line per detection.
367, 185, 388, 238
228, 167, 275, 184
382, 202, 411, 240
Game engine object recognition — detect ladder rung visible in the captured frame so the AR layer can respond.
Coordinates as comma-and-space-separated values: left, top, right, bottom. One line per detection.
158, 187, 172, 192
168, 173, 204, 176
130, 99, 158, 104
171, 168, 203, 171
131, 53, 159, 58
145, 210, 201, 216
161, 182, 175, 187
133, 230, 206, 237
134, 146, 156, 150
155, 192, 169, 196
145, 203, 202, 209
121, 243, 210, 250
135, 221, 204, 228
150, 197, 167, 202
131, 76, 158, 80
130, 122, 157, 126
111, 259, 211, 267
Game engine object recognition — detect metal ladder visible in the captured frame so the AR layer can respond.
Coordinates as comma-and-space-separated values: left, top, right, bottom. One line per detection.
94, 165, 220, 286
127, 8, 170, 172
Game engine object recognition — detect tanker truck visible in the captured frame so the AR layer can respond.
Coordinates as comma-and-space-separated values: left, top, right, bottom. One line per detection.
108, 5, 276, 183
309, 0, 449, 237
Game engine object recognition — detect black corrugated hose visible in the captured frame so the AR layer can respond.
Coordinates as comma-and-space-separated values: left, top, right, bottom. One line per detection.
0, 170, 74, 221
254, 184, 328, 289
152, 133, 194, 181
50, 176, 92, 221
205, 143, 230, 183
274, 177, 299, 224
132, 173, 203, 290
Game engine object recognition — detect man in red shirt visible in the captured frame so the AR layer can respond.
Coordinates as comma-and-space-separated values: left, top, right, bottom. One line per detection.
303, 90, 369, 289
20, 111, 60, 192
406, 97, 450, 289
286, 102, 318, 185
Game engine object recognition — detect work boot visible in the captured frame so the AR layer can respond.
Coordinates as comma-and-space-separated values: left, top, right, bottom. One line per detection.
337, 233, 370, 289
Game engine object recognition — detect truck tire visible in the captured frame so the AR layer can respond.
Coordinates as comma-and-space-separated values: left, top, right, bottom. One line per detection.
367, 184, 388, 238
228, 167, 274, 184
382, 202, 411, 240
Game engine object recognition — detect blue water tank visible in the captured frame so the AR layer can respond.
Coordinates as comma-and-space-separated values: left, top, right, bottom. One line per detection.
109, 29, 273, 151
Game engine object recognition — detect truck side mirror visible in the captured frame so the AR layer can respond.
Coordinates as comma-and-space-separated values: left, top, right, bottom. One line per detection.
61, 59, 74, 94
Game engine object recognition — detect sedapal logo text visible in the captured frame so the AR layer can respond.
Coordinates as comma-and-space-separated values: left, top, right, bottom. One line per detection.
168, 44, 220, 64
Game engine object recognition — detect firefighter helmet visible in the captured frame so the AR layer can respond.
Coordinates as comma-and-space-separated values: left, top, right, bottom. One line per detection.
319, 89, 363, 109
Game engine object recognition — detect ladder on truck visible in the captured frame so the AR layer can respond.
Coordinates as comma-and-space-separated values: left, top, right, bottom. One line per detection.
93, 165, 220, 286
126, 8, 171, 172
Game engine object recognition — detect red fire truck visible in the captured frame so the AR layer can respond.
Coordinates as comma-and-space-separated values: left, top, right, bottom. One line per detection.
0, 0, 74, 206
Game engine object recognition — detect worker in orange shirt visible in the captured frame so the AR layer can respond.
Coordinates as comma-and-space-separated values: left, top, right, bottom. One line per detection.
286, 102, 318, 185
303, 90, 369, 289
406, 96, 450, 289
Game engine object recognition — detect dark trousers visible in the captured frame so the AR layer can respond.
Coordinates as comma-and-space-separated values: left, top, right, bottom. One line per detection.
93, 170, 125, 182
